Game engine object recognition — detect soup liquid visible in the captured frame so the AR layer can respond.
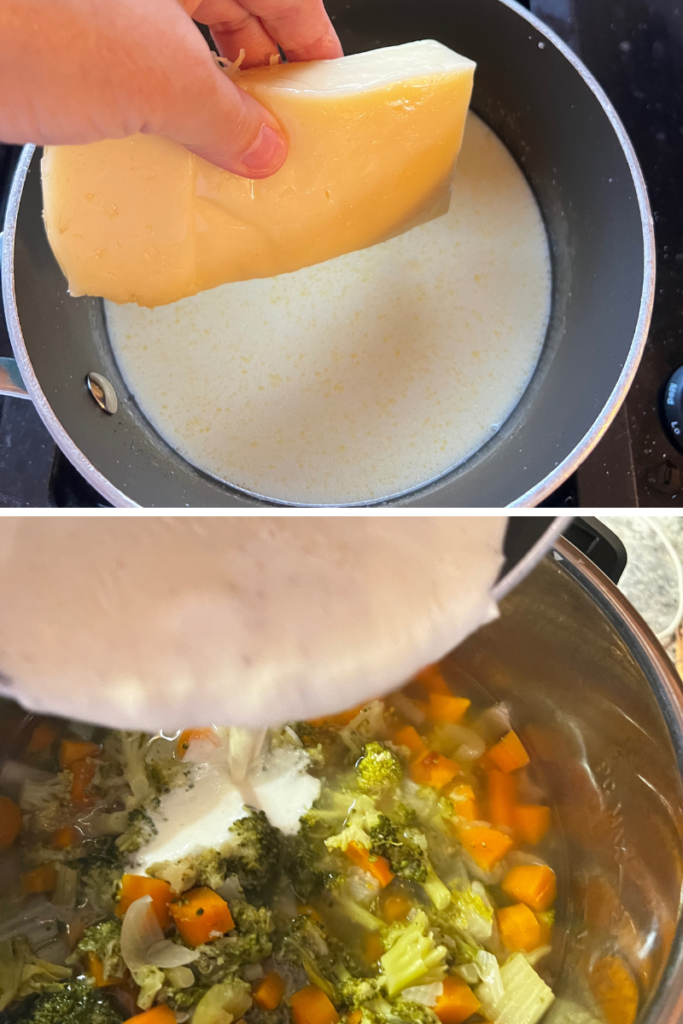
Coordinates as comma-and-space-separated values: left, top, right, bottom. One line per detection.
106, 114, 551, 505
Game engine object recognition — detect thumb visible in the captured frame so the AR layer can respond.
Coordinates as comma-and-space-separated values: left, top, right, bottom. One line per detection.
155, 59, 288, 179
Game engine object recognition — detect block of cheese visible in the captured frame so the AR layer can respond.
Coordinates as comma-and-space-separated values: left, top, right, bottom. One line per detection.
41, 40, 476, 307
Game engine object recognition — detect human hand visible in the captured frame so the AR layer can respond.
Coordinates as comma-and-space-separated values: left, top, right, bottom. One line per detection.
0, 0, 342, 177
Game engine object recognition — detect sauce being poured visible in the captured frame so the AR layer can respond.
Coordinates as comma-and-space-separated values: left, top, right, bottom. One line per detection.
0, 517, 505, 732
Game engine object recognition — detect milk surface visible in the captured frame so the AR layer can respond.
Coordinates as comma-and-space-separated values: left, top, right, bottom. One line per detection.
106, 114, 551, 504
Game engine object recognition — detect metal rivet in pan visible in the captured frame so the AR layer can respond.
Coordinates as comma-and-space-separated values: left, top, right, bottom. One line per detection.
86, 372, 118, 415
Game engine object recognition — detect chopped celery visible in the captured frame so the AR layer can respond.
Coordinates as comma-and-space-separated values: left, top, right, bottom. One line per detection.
544, 999, 603, 1024
476, 953, 555, 1024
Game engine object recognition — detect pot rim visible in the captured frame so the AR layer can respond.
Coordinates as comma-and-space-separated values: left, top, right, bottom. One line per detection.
1, 0, 656, 509
554, 535, 683, 1024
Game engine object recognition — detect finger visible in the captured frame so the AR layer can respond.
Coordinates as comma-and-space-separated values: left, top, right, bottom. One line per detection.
192, 0, 279, 67
241, 0, 343, 61
191, 0, 342, 63
158, 59, 288, 176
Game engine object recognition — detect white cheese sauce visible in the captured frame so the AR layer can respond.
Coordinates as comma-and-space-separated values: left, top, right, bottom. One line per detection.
0, 517, 505, 732
135, 746, 321, 871
105, 113, 551, 505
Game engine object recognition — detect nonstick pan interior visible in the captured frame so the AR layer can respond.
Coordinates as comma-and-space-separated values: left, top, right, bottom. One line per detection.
4, 0, 654, 507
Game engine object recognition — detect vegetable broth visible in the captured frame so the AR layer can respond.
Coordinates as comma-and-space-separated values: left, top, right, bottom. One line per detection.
0, 665, 570, 1024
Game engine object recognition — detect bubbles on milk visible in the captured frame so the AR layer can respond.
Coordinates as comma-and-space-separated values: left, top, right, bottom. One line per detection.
106, 114, 551, 505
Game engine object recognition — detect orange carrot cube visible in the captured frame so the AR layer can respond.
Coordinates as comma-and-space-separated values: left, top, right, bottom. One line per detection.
488, 731, 529, 773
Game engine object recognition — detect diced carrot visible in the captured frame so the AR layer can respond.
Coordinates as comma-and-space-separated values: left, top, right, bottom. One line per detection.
450, 784, 478, 822
132, 1007, 177, 1024
308, 701, 378, 729
297, 903, 323, 924
176, 728, 220, 758
497, 903, 544, 952
59, 739, 101, 769
117, 874, 173, 930
0, 796, 22, 850
21, 863, 58, 894
502, 864, 556, 912
70, 758, 98, 806
514, 804, 551, 845
364, 931, 385, 963
459, 825, 513, 871
51, 825, 81, 849
409, 750, 459, 790
428, 694, 471, 725
392, 725, 426, 756
253, 971, 286, 1010
589, 956, 638, 1024
345, 842, 394, 888
290, 986, 340, 1024
414, 665, 451, 694
347, 1012, 362, 1024
381, 893, 413, 923
26, 723, 57, 754
488, 769, 518, 830
434, 976, 481, 1024
488, 731, 529, 774
87, 952, 123, 988
169, 886, 234, 947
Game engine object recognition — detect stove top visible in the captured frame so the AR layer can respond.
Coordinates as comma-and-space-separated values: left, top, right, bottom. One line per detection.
1, 0, 681, 507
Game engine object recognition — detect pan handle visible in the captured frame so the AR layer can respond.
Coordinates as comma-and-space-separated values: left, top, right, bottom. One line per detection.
0, 230, 29, 399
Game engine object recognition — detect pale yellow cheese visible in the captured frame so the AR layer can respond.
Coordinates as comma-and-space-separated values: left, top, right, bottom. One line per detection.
41, 41, 475, 307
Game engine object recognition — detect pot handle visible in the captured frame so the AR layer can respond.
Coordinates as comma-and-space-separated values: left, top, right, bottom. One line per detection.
0, 230, 30, 399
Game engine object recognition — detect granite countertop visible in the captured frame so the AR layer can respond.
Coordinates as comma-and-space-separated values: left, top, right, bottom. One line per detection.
599, 516, 683, 663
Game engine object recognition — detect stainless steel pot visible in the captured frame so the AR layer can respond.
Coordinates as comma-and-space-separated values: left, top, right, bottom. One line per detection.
0, 0, 655, 507
451, 536, 683, 1022
0, 528, 679, 1020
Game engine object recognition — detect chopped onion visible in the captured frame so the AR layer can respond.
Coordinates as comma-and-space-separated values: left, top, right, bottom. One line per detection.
524, 945, 552, 967
121, 896, 163, 974
165, 965, 196, 989
147, 939, 199, 969
454, 963, 479, 985
506, 851, 549, 869
476, 951, 504, 1003
121, 896, 198, 974
402, 982, 443, 1006
389, 693, 426, 726
476, 704, 511, 743
244, 963, 264, 981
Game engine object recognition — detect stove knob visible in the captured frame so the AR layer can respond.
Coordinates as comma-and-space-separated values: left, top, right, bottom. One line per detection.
663, 367, 683, 452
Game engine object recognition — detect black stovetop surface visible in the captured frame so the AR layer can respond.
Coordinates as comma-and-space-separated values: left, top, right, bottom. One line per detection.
1, 0, 681, 507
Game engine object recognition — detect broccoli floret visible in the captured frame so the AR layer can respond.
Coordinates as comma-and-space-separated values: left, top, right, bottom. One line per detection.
223, 808, 282, 896
132, 964, 164, 1010
365, 811, 450, 911
14, 978, 124, 1024
115, 808, 157, 854
68, 919, 124, 983
430, 885, 493, 945
70, 837, 124, 915
148, 758, 191, 796
356, 744, 403, 792
111, 731, 154, 808
19, 771, 73, 832
389, 998, 440, 1024
283, 820, 339, 901
366, 814, 425, 882
279, 915, 337, 999
193, 897, 273, 984
293, 723, 352, 775
379, 911, 447, 997
336, 970, 380, 1010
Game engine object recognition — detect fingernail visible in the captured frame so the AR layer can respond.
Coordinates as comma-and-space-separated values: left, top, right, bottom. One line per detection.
241, 124, 287, 175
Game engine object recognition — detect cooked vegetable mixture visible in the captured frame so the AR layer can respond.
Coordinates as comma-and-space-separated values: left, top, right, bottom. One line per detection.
0, 664, 620, 1024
